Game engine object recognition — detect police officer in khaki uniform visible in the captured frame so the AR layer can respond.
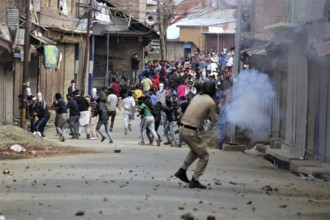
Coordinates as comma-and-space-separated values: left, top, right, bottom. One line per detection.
174, 81, 218, 189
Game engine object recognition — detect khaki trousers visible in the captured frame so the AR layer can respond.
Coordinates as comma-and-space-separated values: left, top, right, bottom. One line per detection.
179, 126, 209, 181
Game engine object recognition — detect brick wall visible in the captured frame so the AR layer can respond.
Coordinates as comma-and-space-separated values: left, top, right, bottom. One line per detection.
107, 0, 147, 23
251, 0, 287, 40
39, 0, 76, 29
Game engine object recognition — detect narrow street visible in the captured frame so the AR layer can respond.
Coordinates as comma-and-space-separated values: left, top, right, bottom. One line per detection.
1, 113, 330, 220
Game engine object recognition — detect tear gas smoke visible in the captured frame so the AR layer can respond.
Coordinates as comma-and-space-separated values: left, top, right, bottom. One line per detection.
227, 69, 275, 142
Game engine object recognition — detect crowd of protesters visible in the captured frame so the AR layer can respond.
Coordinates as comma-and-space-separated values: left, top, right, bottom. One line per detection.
125, 47, 235, 149
22, 47, 234, 149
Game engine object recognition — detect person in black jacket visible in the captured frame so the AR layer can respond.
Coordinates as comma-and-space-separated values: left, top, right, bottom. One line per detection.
54, 93, 68, 142
74, 90, 91, 139
162, 95, 180, 147
131, 52, 140, 86
66, 93, 80, 139
95, 98, 114, 143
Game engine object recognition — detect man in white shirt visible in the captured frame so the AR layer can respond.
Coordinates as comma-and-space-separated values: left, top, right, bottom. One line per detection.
106, 88, 118, 132
122, 90, 136, 135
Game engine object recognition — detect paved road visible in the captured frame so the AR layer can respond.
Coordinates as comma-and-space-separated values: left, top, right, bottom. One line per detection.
1, 113, 330, 220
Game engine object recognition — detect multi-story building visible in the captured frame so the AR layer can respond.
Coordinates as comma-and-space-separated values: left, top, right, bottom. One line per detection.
241, 0, 330, 164
0, 0, 158, 126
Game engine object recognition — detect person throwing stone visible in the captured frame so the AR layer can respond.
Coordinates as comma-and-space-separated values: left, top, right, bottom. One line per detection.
174, 81, 218, 189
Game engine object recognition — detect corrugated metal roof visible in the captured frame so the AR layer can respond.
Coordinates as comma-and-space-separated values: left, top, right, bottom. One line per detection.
176, 18, 236, 27
173, 0, 236, 22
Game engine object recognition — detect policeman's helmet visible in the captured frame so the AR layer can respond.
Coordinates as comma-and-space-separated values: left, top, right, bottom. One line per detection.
200, 81, 216, 97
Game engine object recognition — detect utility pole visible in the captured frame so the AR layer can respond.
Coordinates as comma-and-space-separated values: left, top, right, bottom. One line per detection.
81, 0, 92, 96
21, 0, 31, 128
230, 0, 242, 144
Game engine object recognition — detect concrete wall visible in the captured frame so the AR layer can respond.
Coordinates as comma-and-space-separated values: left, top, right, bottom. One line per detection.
93, 35, 144, 86
167, 41, 197, 62
205, 34, 235, 53
179, 26, 207, 52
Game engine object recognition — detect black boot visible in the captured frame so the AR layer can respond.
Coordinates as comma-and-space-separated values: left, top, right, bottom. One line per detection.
174, 168, 190, 183
189, 177, 207, 189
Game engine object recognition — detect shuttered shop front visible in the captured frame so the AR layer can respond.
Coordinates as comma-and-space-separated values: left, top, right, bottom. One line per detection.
285, 43, 307, 156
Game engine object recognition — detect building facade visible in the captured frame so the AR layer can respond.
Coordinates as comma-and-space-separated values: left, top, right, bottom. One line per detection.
0, 0, 158, 126
242, 0, 330, 163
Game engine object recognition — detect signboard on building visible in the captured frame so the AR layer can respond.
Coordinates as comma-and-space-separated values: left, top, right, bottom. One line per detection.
94, 2, 112, 24
43, 45, 59, 69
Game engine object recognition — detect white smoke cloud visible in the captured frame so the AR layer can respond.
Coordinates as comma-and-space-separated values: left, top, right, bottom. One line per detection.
227, 69, 275, 141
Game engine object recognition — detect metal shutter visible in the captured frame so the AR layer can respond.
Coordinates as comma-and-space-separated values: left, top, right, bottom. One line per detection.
0, 65, 4, 124
316, 57, 329, 161
285, 43, 307, 157
280, 70, 287, 139
293, 46, 308, 155
284, 45, 295, 146
326, 64, 330, 163
305, 60, 318, 159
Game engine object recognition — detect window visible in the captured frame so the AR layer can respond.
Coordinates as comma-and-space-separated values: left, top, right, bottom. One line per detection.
43, 0, 51, 7
67, 0, 73, 14
59, 0, 68, 16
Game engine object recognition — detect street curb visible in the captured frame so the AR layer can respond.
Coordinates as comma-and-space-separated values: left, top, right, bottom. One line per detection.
222, 143, 245, 152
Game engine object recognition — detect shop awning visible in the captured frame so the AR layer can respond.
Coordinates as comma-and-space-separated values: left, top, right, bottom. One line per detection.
242, 47, 267, 56
241, 41, 272, 56
31, 33, 56, 45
